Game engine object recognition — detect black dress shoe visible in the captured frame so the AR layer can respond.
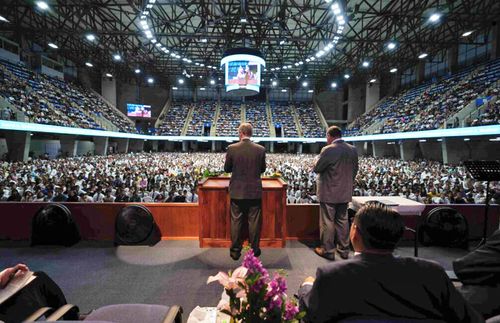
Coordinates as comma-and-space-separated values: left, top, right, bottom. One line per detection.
253, 249, 261, 257
314, 247, 335, 261
337, 252, 349, 260
230, 252, 241, 261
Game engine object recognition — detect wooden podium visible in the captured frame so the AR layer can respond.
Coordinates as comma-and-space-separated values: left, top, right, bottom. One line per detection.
198, 177, 287, 248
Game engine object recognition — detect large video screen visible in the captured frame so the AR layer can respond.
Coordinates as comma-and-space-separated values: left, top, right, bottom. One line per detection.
127, 103, 151, 118
221, 53, 265, 96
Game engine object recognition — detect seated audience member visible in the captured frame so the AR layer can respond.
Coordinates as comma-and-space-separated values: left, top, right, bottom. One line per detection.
453, 228, 500, 319
298, 204, 483, 322
0, 264, 78, 322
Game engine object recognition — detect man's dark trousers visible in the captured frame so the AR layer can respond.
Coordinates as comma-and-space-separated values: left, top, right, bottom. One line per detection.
230, 198, 262, 258
319, 202, 349, 258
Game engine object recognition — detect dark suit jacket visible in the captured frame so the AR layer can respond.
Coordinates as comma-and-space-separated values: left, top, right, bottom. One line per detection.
453, 228, 500, 285
298, 253, 483, 323
453, 229, 500, 318
224, 138, 266, 199
314, 139, 358, 204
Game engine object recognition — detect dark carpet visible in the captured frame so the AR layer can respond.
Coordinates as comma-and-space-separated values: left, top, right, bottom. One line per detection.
0, 240, 469, 321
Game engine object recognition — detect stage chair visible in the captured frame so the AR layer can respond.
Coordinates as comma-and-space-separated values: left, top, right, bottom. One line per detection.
25, 303, 182, 323
487, 315, 500, 323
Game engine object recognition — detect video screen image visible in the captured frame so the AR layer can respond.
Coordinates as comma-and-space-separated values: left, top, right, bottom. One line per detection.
227, 60, 260, 87
127, 104, 151, 118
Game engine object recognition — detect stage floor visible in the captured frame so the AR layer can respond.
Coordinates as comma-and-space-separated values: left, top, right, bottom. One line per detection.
0, 240, 470, 322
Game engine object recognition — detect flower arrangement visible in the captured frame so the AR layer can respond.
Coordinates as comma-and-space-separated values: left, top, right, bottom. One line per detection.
207, 249, 304, 323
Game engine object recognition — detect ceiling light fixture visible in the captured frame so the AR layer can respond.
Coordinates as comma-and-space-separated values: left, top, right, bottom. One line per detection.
113, 54, 122, 61
387, 42, 396, 50
390, 68, 398, 73
105, 73, 112, 78
36, 1, 49, 10
418, 53, 428, 59
428, 13, 441, 23
331, 82, 337, 88
48, 42, 58, 49
147, 77, 154, 84
462, 30, 474, 37
85, 62, 93, 67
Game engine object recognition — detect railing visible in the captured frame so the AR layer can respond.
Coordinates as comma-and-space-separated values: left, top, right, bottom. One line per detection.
266, 102, 276, 137
90, 89, 135, 127
312, 98, 329, 129
291, 105, 304, 137
155, 96, 172, 128
210, 102, 221, 136
181, 104, 195, 136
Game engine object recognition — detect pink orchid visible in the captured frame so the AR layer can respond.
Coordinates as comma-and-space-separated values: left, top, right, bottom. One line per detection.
207, 266, 248, 290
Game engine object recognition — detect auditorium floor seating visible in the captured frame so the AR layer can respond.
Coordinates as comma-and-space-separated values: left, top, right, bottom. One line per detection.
0, 240, 469, 319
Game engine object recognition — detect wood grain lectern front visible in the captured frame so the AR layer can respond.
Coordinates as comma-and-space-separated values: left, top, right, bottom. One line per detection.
198, 177, 287, 248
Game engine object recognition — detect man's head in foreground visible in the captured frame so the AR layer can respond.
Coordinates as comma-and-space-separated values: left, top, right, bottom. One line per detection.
350, 203, 405, 253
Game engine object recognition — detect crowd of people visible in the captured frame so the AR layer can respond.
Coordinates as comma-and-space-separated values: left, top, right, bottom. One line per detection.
0, 152, 496, 205
0, 60, 137, 133
347, 58, 500, 136
186, 102, 216, 136
245, 102, 270, 137
270, 103, 299, 137
216, 102, 241, 136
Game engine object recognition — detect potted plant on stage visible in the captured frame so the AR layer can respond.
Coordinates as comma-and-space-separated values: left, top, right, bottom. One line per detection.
207, 249, 304, 323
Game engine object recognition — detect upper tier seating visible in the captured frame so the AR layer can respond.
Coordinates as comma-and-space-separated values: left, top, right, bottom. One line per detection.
270, 103, 299, 137
157, 102, 191, 135
346, 58, 500, 135
245, 102, 270, 137
216, 102, 241, 136
0, 59, 137, 132
295, 103, 325, 137
186, 102, 216, 136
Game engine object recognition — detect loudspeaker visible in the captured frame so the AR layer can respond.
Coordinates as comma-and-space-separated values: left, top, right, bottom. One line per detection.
115, 204, 161, 246
31, 203, 81, 246
419, 207, 469, 248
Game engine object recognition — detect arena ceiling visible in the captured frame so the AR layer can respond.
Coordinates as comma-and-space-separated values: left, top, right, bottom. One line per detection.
0, 0, 499, 88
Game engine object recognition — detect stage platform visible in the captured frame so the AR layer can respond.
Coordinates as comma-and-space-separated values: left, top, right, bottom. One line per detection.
0, 240, 472, 322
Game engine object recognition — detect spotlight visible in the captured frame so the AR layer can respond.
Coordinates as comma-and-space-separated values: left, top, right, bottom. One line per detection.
362, 61, 370, 68
418, 53, 428, 59
105, 73, 112, 78
85, 62, 93, 67
86, 34, 96, 41
390, 68, 398, 73
344, 74, 350, 79
462, 30, 473, 37
147, 77, 154, 84
369, 78, 376, 83
331, 2, 341, 15
302, 81, 308, 87
387, 42, 396, 50
48, 42, 58, 49
331, 82, 337, 88
113, 54, 121, 61
36, 1, 49, 10
178, 78, 184, 84
135, 69, 141, 74
272, 81, 278, 86
428, 13, 441, 23
210, 79, 215, 85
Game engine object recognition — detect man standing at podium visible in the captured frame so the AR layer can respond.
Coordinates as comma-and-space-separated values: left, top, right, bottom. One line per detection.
224, 123, 266, 260
313, 126, 358, 260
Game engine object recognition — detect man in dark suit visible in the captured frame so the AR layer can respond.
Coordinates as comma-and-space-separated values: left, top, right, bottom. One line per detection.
453, 228, 500, 319
298, 204, 483, 323
224, 123, 266, 260
313, 126, 358, 260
